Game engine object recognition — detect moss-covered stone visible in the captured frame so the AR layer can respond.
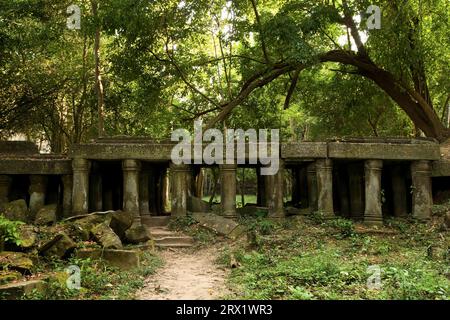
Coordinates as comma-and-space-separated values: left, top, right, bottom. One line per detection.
91, 223, 123, 249
3, 199, 29, 223
38, 232, 76, 259
0, 270, 22, 285
125, 225, 151, 244
109, 210, 134, 240
34, 204, 57, 226
0, 251, 33, 274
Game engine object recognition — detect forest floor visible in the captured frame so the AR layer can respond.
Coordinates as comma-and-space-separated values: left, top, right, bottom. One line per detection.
136, 246, 229, 300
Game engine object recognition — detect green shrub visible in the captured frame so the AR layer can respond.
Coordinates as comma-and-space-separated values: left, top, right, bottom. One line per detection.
0, 215, 24, 248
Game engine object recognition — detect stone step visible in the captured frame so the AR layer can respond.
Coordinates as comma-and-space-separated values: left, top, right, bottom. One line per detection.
148, 227, 175, 237
153, 236, 194, 247
141, 216, 171, 227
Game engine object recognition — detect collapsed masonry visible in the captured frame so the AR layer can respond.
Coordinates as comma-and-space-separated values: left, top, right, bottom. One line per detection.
1, 137, 450, 227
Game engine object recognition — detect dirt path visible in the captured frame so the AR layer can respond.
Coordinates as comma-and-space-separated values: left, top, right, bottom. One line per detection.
136, 247, 229, 300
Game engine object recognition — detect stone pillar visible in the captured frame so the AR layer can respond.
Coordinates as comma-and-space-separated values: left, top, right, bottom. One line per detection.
266, 161, 285, 217
122, 159, 141, 225
411, 160, 432, 221
316, 159, 334, 217
348, 163, 365, 220
162, 170, 170, 214
364, 160, 383, 226
391, 165, 408, 217
220, 164, 237, 218
72, 158, 90, 215
61, 175, 73, 217
306, 162, 318, 211
170, 163, 189, 217
0, 175, 12, 208
29, 175, 48, 218
139, 170, 150, 216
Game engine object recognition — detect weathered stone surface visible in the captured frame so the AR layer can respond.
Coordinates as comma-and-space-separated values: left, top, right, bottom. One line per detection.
16, 225, 38, 249
3, 199, 28, 223
0, 270, 22, 285
328, 142, 440, 160
34, 204, 57, 226
91, 223, 123, 249
109, 210, 134, 240
69, 212, 112, 241
0, 252, 33, 274
237, 206, 269, 217
38, 233, 76, 259
188, 196, 210, 213
75, 248, 140, 270
0, 279, 46, 300
125, 225, 151, 244
192, 213, 245, 239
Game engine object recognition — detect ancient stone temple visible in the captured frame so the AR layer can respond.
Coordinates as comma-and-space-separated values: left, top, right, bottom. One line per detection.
1, 137, 449, 227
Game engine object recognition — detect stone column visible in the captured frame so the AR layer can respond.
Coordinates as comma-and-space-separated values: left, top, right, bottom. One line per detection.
306, 162, 318, 211
162, 170, 171, 214
0, 175, 12, 209
220, 164, 237, 218
267, 161, 285, 217
122, 159, 141, 225
391, 165, 408, 217
364, 160, 383, 226
139, 170, 150, 216
29, 175, 47, 218
61, 175, 73, 217
348, 163, 365, 220
411, 160, 432, 221
316, 159, 334, 217
72, 158, 90, 215
170, 163, 190, 217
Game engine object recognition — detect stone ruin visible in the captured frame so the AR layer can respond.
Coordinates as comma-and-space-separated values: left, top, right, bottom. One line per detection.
1, 137, 450, 226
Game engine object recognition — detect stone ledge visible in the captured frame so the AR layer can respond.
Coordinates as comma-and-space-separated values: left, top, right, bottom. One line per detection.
75, 248, 140, 270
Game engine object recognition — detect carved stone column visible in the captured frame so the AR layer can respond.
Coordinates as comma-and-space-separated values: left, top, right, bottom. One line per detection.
316, 159, 334, 217
61, 175, 73, 217
72, 158, 90, 215
170, 163, 190, 217
29, 175, 47, 218
122, 159, 141, 225
411, 160, 432, 221
364, 160, 383, 226
220, 164, 237, 218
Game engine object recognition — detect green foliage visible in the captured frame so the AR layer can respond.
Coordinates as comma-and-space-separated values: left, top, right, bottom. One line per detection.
0, 215, 24, 247
23, 252, 162, 300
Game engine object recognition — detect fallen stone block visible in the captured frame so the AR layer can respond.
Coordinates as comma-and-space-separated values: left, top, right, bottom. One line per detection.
192, 213, 245, 240
3, 199, 29, 223
0, 279, 46, 300
0, 270, 22, 285
0, 251, 33, 274
38, 232, 76, 259
125, 225, 151, 244
34, 204, 57, 226
16, 225, 38, 250
75, 248, 140, 270
109, 210, 134, 240
91, 223, 123, 249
